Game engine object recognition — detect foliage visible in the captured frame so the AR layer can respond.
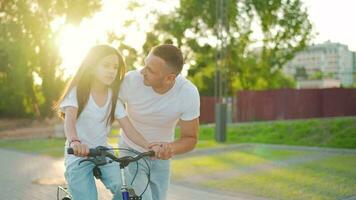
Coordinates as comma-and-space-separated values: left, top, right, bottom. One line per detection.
0, 0, 101, 117
143, 0, 313, 95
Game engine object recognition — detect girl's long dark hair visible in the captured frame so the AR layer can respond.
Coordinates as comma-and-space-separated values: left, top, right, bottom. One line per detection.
54, 45, 126, 126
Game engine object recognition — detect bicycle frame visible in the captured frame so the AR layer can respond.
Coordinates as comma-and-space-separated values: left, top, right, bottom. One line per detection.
57, 186, 71, 200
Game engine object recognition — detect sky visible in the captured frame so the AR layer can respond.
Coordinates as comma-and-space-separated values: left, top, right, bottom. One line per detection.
303, 0, 356, 51
55, 0, 356, 78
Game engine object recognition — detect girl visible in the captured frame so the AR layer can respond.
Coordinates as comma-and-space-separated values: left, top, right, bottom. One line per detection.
56, 45, 150, 200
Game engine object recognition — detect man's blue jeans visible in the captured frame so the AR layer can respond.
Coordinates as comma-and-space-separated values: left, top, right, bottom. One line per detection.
122, 149, 171, 200
64, 159, 122, 200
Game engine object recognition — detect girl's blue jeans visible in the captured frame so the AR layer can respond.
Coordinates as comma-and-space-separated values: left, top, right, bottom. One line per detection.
64, 159, 122, 200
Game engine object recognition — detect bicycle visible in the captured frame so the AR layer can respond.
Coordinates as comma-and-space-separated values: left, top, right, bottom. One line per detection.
57, 146, 155, 200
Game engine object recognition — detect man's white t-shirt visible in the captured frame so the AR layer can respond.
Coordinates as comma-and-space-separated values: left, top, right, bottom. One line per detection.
117, 70, 200, 153
60, 87, 126, 167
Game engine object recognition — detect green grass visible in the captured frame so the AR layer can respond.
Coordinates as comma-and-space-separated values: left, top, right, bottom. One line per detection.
172, 146, 311, 180
171, 146, 356, 200
0, 137, 121, 158
237, 145, 311, 160
194, 117, 356, 149
112, 116, 356, 149
0, 138, 65, 157
0, 116, 354, 158
172, 151, 267, 179
200, 154, 356, 200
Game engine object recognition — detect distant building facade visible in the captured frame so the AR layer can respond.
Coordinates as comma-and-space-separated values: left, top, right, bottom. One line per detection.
284, 41, 354, 88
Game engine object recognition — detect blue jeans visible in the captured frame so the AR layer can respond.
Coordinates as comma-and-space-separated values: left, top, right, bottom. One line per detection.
122, 149, 171, 200
64, 158, 122, 200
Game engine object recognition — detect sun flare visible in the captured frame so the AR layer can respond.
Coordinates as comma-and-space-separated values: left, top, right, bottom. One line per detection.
54, 0, 179, 78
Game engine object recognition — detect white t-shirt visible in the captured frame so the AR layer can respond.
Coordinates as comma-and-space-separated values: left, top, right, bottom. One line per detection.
117, 70, 200, 152
60, 87, 126, 167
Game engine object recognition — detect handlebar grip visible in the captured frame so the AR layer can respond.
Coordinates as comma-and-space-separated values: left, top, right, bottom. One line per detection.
88, 149, 100, 156
146, 150, 155, 157
67, 148, 74, 154
67, 148, 100, 156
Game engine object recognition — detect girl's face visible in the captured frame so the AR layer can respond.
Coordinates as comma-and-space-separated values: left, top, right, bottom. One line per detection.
94, 54, 119, 86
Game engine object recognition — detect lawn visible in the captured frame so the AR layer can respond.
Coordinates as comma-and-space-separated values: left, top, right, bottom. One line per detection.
0, 138, 65, 157
171, 146, 356, 200
195, 116, 356, 149
0, 116, 355, 155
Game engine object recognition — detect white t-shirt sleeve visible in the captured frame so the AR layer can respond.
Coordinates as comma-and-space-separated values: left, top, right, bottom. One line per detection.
180, 86, 200, 121
115, 98, 127, 119
59, 87, 78, 112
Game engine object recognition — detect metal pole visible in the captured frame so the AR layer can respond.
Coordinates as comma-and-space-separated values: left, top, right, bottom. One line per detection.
215, 0, 227, 142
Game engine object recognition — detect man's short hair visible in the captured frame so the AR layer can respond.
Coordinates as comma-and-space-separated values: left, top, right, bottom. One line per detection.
151, 44, 184, 74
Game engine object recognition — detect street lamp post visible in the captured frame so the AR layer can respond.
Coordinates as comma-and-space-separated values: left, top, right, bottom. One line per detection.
215, 0, 227, 142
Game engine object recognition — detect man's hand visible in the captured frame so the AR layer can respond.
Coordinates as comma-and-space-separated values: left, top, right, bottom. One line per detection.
149, 142, 174, 160
70, 141, 89, 157
149, 143, 162, 160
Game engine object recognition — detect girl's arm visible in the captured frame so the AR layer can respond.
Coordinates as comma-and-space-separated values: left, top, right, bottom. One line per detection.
64, 107, 89, 156
117, 116, 150, 150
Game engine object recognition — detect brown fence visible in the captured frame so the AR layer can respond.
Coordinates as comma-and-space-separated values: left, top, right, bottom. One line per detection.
199, 88, 356, 123
200, 97, 216, 123
236, 88, 356, 122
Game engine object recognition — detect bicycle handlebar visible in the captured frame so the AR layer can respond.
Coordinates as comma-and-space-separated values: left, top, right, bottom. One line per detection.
67, 146, 155, 165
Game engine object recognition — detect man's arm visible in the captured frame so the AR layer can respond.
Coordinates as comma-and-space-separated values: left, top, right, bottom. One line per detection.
153, 118, 199, 159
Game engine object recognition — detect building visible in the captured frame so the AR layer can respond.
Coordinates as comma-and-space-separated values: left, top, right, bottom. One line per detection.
284, 41, 354, 87
296, 79, 340, 89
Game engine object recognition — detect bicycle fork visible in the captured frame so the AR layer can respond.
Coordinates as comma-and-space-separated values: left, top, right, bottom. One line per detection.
120, 166, 141, 200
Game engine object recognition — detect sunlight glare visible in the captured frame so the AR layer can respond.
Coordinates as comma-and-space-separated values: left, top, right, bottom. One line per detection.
55, 0, 179, 79
57, 24, 96, 78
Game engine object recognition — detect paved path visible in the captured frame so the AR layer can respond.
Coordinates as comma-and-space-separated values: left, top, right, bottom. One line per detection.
0, 149, 240, 200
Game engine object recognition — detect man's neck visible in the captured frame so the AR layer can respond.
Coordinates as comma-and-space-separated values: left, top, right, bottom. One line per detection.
152, 80, 176, 94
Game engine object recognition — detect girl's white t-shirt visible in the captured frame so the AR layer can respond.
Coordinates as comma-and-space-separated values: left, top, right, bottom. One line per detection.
60, 87, 126, 167
117, 70, 200, 153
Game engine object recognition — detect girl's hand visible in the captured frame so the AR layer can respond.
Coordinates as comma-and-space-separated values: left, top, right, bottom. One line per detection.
70, 141, 89, 157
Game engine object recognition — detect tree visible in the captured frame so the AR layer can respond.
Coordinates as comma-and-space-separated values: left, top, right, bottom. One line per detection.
107, 32, 139, 71
143, 0, 312, 95
0, 0, 101, 117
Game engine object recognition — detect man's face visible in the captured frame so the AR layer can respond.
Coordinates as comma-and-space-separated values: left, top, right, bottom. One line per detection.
141, 53, 169, 87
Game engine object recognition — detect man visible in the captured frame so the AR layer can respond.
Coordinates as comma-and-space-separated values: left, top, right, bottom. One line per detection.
116, 44, 200, 200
